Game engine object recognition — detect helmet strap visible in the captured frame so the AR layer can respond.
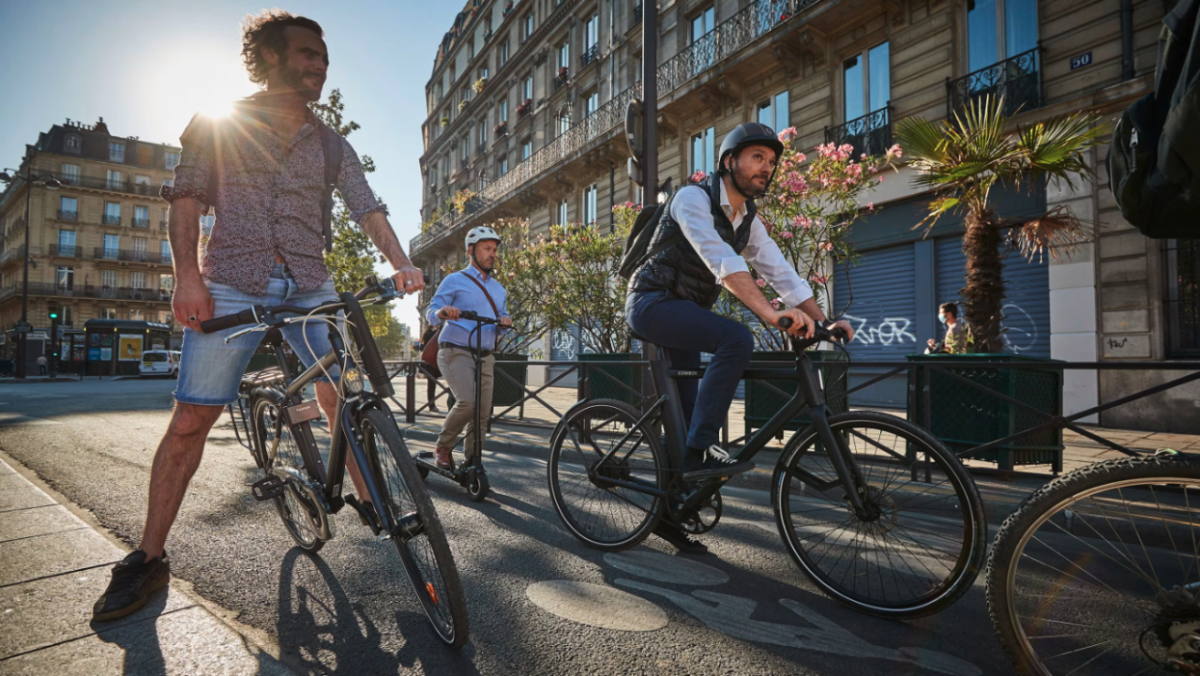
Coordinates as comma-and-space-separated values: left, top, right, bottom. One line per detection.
469, 245, 494, 276
728, 156, 768, 200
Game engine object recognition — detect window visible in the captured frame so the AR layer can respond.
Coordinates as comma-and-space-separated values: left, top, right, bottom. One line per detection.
60, 164, 80, 185
56, 266, 74, 291
690, 7, 717, 71
499, 99, 509, 122
843, 42, 890, 122
62, 305, 74, 327
161, 240, 172, 263
690, 126, 716, 176
103, 234, 120, 260
65, 135, 81, 154
461, 137, 469, 162
521, 76, 533, 101
106, 169, 123, 191
584, 91, 600, 118
1167, 239, 1200, 356
102, 308, 117, 319
133, 205, 150, 228
109, 141, 125, 162
499, 155, 509, 176
969, 0, 1038, 71
104, 202, 121, 225
159, 274, 174, 293
468, 41, 475, 60
135, 174, 150, 189
582, 184, 598, 225
131, 271, 146, 289
522, 138, 533, 160
557, 40, 570, 70
757, 89, 790, 132
556, 110, 571, 136
691, 6, 715, 41
500, 40, 510, 66
59, 197, 77, 219
101, 270, 118, 288
478, 120, 488, 148
129, 309, 144, 321
159, 311, 173, 325
523, 13, 535, 41
586, 14, 600, 51
133, 237, 147, 260
137, 146, 152, 166
556, 200, 569, 225
58, 229, 75, 252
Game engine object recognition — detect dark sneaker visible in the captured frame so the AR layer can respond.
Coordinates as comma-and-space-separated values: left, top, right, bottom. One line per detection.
92, 550, 170, 622
682, 445, 754, 481
653, 521, 708, 555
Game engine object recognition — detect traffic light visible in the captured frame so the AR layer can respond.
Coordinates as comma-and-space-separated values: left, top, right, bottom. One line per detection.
47, 301, 59, 320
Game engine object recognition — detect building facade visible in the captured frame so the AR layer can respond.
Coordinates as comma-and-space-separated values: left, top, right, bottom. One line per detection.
0, 117, 183, 371
413, 0, 1195, 432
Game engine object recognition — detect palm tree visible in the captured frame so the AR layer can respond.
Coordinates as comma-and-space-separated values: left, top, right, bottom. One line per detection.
896, 96, 1104, 353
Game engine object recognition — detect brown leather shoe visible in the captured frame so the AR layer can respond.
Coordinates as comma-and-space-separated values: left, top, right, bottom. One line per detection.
435, 446, 455, 470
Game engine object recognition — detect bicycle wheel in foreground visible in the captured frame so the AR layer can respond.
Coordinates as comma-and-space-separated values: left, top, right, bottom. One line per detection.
251, 394, 325, 553
774, 411, 986, 619
362, 408, 470, 649
548, 398, 665, 551
986, 452, 1200, 675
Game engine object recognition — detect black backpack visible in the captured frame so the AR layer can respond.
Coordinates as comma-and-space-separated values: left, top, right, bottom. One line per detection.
617, 200, 688, 280
1108, 0, 1200, 238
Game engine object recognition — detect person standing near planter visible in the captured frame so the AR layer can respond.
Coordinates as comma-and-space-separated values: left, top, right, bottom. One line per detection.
426, 227, 512, 470
926, 302, 968, 354
625, 122, 855, 555
418, 324, 442, 413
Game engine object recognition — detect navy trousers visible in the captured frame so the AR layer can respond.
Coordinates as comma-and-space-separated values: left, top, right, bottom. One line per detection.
626, 290, 754, 449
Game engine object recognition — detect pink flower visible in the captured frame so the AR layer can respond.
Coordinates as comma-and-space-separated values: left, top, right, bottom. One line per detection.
822, 242, 835, 251
794, 215, 811, 229
770, 298, 782, 310
809, 274, 828, 284
867, 202, 874, 211
756, 278, 767, 288
689, 170, 708, 184
887, 144, 903, 159
795, 152, 806, 164
780, 231, 794, 239
860, 153, 867, 160
778, 127, 798, 142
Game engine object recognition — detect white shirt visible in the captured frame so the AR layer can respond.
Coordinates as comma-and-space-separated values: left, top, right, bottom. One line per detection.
668, 179, 814, 308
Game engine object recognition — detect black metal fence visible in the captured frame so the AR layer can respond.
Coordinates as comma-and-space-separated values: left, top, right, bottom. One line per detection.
825, 105, 892, 160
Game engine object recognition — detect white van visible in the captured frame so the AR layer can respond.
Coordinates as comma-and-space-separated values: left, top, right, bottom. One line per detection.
140, 350, 181, 378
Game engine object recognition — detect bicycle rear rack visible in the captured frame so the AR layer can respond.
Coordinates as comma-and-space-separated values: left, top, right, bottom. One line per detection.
227, 399, 254, 452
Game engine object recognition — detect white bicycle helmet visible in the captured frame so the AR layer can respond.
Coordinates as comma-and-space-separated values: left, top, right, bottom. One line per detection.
465, 226, 501, 250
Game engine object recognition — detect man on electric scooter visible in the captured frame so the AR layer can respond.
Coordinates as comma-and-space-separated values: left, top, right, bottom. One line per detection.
426, 227, 512, 470
625, 122, 855, 554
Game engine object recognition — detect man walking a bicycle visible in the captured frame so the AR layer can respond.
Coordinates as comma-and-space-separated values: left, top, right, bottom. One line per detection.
625, 122, 854, 553
92, 10, 424, 622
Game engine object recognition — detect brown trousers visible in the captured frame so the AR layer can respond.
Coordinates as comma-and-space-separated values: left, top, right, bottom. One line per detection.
435, 346, 495, 460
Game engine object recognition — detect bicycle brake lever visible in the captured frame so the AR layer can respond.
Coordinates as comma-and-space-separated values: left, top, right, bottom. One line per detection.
223, 324, 267, 344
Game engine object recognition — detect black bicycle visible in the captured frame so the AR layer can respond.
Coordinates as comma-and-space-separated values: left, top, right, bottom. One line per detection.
215, 275, 469, 649
414, 310, 495, 502
985, 450, 1200, 675
547, 320, 987, 618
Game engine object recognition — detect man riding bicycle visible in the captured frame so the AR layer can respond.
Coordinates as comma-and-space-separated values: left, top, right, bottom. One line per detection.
625, 122, 855, 554
92, 10, 424, 621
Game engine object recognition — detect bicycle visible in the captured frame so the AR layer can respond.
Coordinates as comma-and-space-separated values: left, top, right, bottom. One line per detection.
985, 450, 1200, 675
546, 319, 987, 619
215, 275, 469, 649
414, 310, 495, 502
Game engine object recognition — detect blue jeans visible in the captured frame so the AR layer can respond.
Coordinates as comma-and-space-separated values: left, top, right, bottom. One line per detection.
626, 290, 754, 449
175, 264, 341, 406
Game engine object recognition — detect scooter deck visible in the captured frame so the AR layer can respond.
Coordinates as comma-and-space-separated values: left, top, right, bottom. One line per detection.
415, 451, 467, 482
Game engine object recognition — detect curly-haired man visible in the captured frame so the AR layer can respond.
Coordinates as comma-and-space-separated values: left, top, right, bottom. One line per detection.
91, 10, 425, 621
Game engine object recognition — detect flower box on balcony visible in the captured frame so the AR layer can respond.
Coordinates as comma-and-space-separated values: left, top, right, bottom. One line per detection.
494, 120, 508, 136
503, 1, 513, 17
473, 77, 488, 93
557, 66, 568, 78
458, 99, 468, 112
440, 115, 450, 127
516, 98, 533, 117
483, 29, 493, 41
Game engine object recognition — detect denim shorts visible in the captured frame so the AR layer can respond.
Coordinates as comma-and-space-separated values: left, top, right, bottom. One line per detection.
175, 264, 341, 406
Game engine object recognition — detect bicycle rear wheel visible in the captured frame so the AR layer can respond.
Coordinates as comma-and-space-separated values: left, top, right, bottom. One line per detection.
361, 408, 469, 649
547, 398, 665, 551
774, 411, 985, 618
251, 394, 325, 553
986, 453, 1200, 675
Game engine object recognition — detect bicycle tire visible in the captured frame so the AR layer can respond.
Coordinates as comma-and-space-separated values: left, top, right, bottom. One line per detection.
773, 411, 986, 619
985, 453, 1200, 675
361, 408, 470, 649
250, 393, 325, 553
547, 398, 666, 551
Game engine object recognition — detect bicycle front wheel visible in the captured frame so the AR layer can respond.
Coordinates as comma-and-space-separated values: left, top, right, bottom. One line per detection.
774, 411, 986, 618
361, 408, 469, 649
986, 453, 1200, 675
251, 393, 325, 553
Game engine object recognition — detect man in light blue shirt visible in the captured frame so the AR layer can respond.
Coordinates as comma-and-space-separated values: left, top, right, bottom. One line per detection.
426, 227, 511, 469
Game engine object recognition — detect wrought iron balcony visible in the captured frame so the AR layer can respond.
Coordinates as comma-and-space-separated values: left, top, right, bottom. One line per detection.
825, 105, 892, 160
947, 47, 1041, 118
0, 281, 171, 302
159, 219, 169, 231
91, 247, 171, 264
554, 72, 570, 91
101, 215, 121, 226
581, 44, 600, 69
49, 244, 82, 258
96, 247, 120, 261
49, 171, 162, 197
633, 2, 642, 23
132, 218, 150, 229
56, 210, 77, 221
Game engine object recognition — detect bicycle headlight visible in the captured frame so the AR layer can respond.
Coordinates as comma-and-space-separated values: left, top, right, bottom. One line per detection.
343, 367, 364, 394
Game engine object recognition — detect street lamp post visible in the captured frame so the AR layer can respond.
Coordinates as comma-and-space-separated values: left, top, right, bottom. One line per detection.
0, 162, 61, 379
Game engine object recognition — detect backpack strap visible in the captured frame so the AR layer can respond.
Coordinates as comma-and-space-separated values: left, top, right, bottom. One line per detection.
319, 126, 344, 254
460, 271, 501, 318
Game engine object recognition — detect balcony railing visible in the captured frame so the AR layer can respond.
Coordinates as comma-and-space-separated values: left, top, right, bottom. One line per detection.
825, 105, 892, 160
634, 2, 642, 23
0, 245, 28, 267
132, 218, 150, 229
0, 282, 172, 302
56, 210, 77, 221
581, 44, 600, 69
102, 215, 121, 226
947, 47, 1041, 118
49, 244, 82, 258
92, 247, 171, 264
411, 0, 827, 257
51, 171, 162, 197
96, 247, 120, 261
159, 219, 169, 231
554, 74, 569, 91
657, 0, 819, 97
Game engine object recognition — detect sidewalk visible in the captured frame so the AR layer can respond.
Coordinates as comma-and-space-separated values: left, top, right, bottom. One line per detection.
0, 456, 295, 676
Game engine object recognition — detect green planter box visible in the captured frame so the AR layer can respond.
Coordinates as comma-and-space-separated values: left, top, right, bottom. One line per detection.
446, 353, 529, 411
744, 350, 850, 438
578, 352, 642, 406
907, 353, 1064, 472
245, 353, 277, 373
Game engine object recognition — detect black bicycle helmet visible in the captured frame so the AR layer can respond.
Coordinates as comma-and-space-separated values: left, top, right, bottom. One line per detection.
718, 122, 784, 178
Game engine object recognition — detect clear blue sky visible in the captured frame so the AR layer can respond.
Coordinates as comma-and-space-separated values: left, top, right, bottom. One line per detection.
0, 0, 460, 332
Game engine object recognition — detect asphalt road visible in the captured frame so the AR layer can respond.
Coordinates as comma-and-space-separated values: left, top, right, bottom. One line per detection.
0, 378, 1015, 676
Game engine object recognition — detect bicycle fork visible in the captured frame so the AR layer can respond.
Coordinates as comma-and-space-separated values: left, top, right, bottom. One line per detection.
795, 357, 874, 521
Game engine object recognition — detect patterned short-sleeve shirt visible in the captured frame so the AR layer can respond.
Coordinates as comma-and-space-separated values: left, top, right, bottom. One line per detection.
161, 93, 387, 295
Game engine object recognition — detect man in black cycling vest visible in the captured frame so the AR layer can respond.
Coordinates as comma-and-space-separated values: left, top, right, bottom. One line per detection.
626, 122, 855, 554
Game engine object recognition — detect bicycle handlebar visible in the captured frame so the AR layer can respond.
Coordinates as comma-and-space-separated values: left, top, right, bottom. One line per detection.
458, 310, 499, 325
777, 317, 849, 348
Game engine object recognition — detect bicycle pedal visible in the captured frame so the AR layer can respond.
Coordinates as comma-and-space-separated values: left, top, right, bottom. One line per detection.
251, 475, 287, 501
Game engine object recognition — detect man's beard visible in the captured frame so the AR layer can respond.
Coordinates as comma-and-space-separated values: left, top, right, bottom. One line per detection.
278, 56, 323, 102
472, 252, 494, 274
730, 162, 771, 200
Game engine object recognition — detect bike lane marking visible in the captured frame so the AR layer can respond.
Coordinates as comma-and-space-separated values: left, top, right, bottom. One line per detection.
526, 580, 668, 631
